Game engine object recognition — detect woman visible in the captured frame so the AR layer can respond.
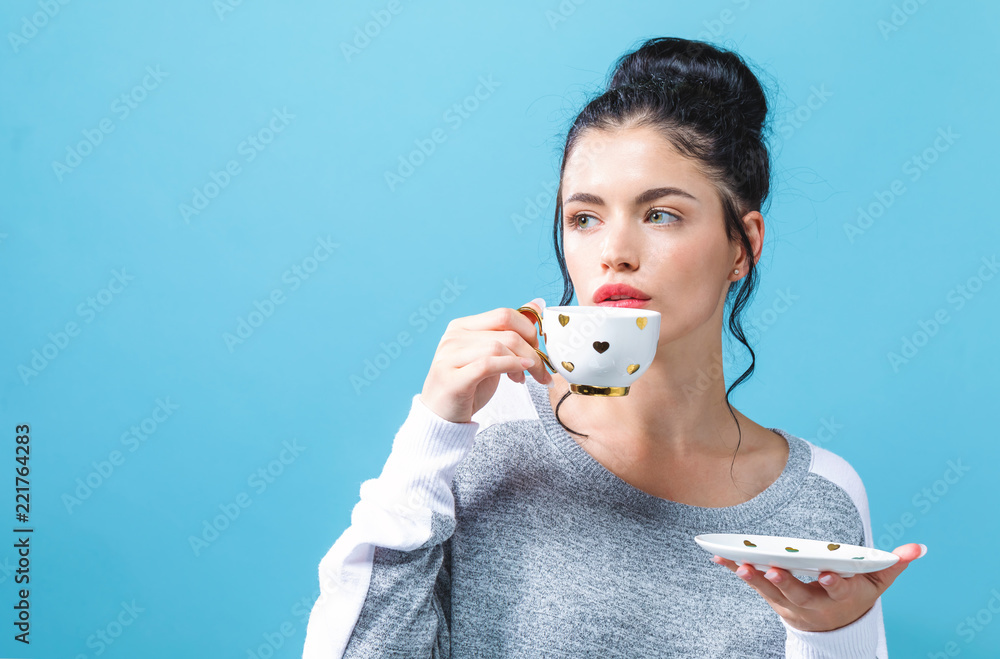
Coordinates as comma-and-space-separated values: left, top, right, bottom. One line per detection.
303, 37, 924, 657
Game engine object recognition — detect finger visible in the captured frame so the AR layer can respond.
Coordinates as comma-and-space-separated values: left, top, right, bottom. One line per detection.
712, 555, 740, 571
488, 331, 552, 385
442, 333, 551, 387
729, 562, 794, 609
449, 306, 542, 349
868, 543, 926, 592
454, 354, 535, 391
436, 337, 530, 370
762, 567, 826, 608
816, 571, 857, 602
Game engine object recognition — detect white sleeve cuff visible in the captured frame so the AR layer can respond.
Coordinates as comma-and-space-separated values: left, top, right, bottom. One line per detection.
783, 597, 883, 658
368, 393, 480, 519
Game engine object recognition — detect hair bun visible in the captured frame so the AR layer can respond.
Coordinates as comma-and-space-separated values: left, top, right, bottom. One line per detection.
607, 37, 767, 140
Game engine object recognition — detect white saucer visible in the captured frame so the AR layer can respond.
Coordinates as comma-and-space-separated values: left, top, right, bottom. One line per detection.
694, 533, 899, 579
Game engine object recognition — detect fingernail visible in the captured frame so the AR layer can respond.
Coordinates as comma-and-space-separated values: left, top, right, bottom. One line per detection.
530, 297, 546, 310
819, 574, 835, 586
765, 571, 780, 583
736, 567, 751, 581
918, 543, 928, 558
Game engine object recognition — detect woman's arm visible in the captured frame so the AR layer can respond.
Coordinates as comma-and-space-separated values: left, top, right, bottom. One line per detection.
721, 541, 923, 658
301, 393, 481, 658
713, 445, 926, 658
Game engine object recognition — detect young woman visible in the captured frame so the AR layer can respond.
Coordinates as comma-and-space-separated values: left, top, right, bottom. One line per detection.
303, 37, 924, 658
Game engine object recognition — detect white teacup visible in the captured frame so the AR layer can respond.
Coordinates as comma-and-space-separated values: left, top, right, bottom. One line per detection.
516, 304, 661, 396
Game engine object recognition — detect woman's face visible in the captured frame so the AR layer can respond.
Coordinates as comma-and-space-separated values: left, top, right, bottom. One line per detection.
560, 124, 745, 342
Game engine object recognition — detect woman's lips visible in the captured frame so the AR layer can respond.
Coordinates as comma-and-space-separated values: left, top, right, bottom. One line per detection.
595, 298, 650, 308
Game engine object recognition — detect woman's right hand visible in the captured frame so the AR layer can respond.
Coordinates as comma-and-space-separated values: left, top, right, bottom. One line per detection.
419, 299, 553, 424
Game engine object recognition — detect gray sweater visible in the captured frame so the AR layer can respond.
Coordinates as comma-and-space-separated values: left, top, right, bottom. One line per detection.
302, 373, 887, 658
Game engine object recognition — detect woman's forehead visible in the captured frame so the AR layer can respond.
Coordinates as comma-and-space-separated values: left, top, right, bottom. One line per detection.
563, 129, 711, 203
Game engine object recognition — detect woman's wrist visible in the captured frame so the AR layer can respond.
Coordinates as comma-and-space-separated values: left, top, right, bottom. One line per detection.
782, 598, 881, 658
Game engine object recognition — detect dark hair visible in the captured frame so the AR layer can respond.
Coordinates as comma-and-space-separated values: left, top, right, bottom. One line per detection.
550, 37, 772, 480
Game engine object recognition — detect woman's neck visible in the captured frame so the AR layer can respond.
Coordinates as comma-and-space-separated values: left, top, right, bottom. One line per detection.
544, 357, 787, 506
552, 336, 744, 447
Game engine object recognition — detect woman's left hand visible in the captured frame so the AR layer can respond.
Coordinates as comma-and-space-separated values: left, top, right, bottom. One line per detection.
712, 542, 926, 632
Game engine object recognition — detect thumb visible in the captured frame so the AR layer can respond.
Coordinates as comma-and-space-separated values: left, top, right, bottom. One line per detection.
873, 542, 926, 592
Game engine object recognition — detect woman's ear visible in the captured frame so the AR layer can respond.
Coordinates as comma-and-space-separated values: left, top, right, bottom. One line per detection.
734, 210, 764, 273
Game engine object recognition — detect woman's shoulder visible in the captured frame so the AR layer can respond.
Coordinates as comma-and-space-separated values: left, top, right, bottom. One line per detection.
775, 429, 874, 544
793, 434, 870, 501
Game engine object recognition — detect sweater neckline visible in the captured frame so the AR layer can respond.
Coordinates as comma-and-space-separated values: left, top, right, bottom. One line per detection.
524, 377, 810, 531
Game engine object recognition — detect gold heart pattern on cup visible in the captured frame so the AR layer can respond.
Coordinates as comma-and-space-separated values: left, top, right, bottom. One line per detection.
549, 314, 650, 375
553, 314, 648, 328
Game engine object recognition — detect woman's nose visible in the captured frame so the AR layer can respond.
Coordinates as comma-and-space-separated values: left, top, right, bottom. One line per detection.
600, 219, 640, 270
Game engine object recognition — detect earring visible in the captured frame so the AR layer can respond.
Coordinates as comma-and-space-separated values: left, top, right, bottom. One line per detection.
733, 269, 740, 275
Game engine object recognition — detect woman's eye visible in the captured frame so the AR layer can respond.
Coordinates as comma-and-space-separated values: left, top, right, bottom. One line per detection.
649, 210, 678, 225
569, 211, 677, 229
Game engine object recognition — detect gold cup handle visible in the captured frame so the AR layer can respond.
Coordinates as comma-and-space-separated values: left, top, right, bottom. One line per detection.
516, 305, 557, 374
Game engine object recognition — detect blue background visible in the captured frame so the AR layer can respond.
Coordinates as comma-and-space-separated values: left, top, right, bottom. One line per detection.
1, 1, 997, 657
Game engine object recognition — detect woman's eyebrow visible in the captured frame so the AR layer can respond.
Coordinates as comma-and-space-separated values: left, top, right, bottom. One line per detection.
563, 187, 699, 206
